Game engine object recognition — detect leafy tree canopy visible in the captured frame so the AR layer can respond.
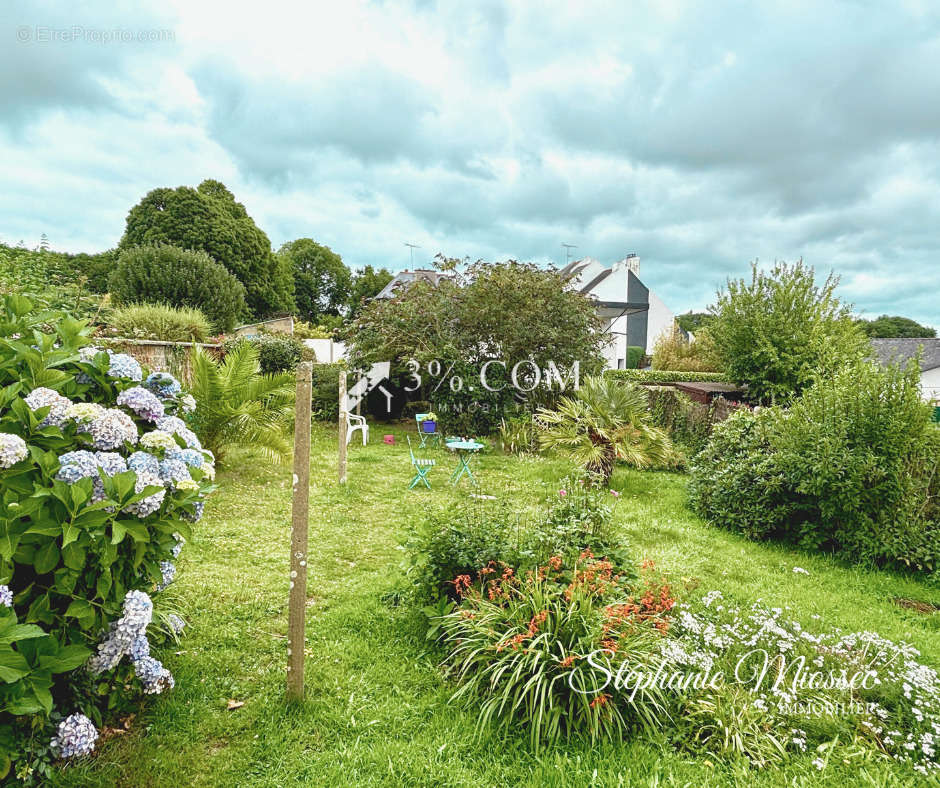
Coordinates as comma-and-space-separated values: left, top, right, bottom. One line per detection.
676, 311, 712, 334
348, 265, 394, 318
857, 314, 936, 338
276, 238, 351, 324
120, 179, 294, 319
708, 260, 868, 404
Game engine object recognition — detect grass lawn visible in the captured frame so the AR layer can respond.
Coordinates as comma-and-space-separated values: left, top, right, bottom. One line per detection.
50, 424, 940, 787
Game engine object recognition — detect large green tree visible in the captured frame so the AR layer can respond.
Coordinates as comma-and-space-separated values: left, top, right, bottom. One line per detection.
348, 259, 607, 431
708, 261, 868, 404
857, 314, 936, 338
348, 265, 394, 318
277, 239, 351, 324
120, 179, 294, 319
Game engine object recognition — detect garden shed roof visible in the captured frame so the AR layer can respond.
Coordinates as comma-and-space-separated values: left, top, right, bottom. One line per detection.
870, 338, 940, 372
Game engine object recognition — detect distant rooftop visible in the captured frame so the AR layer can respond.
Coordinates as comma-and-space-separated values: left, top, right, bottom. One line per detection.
870, 338, 940, 372
374, 269, 454, 299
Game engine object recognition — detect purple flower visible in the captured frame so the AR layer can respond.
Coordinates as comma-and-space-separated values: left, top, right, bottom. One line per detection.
117, 386, 165, 422
50, 713, 98, 759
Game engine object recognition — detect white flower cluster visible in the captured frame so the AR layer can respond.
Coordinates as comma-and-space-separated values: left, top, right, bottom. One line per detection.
122, 470, 166, 518
666, 593, 940, 774
0, 432, 28, 468
83, 408, 138, 450
0, 584, 12, 607
24, 387, 71, 427
155, 416, 201, 451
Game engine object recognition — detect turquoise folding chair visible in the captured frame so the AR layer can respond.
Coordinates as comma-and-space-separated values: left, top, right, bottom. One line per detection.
407, 436, 436, 489
415, 413, 440, 449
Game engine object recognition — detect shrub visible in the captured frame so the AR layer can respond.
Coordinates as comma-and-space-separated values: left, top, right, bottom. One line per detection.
109, 244, 247, 333
651, 325, 720, 372
708, 260, 868, 403
106, 303, 212, 343
647, 388, 747, 458
188, 343, 295, 464
0, 295, 212, 778
626, 345, 645, 369
405, 478, 629, 602
690, 361, 940, 571
222, 334, 303, 375
310, 363, 344, 422
605, 369, 729, 384
438, 555, 674, 746
537, 376, 673, 483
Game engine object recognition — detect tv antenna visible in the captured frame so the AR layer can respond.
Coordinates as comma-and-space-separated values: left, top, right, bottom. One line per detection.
404, 242, 421, 267
562, 243, 578, 265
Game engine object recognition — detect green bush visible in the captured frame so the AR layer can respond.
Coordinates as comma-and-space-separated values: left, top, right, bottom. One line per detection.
498, 412, 539, 454
646, 388, 746, 458
109, 245, 247, 333
405, 478, 629, 602
106, 303, 212, 342
689, 361, 940, 571
310, 363, 344, 421
626, 346, 645, 369
604, 369, 729, 384
222, 335, 303, 375
0, 295, 213, 777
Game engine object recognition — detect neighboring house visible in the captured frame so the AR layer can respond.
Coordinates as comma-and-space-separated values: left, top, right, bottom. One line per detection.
374, 268, 455, 299
558, 254, 677, 368
232, 315, 294, 337
870, 338, 940, 402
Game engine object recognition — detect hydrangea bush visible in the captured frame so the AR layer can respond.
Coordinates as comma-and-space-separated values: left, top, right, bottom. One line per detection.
0, 295, 213, 781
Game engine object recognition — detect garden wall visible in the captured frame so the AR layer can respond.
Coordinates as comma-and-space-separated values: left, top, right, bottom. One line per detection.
101, 338, 223, 382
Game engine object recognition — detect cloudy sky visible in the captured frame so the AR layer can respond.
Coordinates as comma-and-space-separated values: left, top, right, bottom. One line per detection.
3, 0, 939, 327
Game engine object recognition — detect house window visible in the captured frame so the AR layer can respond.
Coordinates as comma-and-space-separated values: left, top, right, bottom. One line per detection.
617, 358, 625, 369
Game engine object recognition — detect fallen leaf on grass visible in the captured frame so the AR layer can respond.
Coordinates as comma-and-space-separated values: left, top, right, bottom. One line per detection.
227, 699, 245, 710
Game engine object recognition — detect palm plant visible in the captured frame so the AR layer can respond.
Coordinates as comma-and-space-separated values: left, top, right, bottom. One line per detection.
188, 342, 295, 464
536, 375, 672, 483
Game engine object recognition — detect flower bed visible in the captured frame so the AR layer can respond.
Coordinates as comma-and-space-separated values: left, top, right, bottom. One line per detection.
0, 296, 212, 781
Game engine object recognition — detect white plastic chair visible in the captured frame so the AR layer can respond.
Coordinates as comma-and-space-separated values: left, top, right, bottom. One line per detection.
346, 413, 369, 446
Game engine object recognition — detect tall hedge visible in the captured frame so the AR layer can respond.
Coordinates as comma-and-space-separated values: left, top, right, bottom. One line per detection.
119, 180, 294, 318
109, 245, 246, 333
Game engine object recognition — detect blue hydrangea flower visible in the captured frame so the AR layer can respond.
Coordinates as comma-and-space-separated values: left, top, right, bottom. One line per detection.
116, 386, 165, 422
87, 590, 154, 675
24, 387, 72, 427
156, 560, 175, 591
155, 416, 201, 450
0, 585, 12, 607
107, 352, 142, 381
0, 433, 28, 469
176, 448, 204, 469
133, 655, 175, 694
122, 470, 166, 518
167, 613, 186, 634
50, 713, 98, 759
144, 372, 182, 399
85, 409, 138, 450
56, 450, 99, 483
126, 451, 160, 476
159, 458, 191, 489
171, 534, 185, 558
94, 452, 127, 476
128, 635, 150, 662
182, 499, 205, 523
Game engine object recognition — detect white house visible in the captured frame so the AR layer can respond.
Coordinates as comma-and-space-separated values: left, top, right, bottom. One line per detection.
871, 338, 940, 402
557, 254, 677, 369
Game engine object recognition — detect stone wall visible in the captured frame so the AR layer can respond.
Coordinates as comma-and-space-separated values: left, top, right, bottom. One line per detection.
102, 339, 223, 383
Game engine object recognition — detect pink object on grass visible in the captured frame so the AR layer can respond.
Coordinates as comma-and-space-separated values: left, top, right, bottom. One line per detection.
383, 435, 395, 444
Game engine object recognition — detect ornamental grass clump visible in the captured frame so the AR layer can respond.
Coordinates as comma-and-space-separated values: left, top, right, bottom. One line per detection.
437, 554, 675, 747
0, 294, 214, 779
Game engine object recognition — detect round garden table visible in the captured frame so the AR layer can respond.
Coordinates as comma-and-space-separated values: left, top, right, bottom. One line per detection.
445, 439, 484, 486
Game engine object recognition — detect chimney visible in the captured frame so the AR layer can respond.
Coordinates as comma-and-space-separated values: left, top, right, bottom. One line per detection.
616, 253, 640, 275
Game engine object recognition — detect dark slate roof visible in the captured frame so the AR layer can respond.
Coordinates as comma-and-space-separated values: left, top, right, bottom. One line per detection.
870, 338, 940, 372
374, 269, 453, 299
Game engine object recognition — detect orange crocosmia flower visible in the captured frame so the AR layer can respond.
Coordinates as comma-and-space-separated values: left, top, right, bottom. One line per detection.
589, 693, 610, 709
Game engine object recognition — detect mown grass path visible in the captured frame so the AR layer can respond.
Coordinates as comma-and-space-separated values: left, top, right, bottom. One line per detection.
54, 425, 940, 787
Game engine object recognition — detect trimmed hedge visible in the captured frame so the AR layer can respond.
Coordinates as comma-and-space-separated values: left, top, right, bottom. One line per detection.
605, 369, 729, 384
109, 244, 247, 333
